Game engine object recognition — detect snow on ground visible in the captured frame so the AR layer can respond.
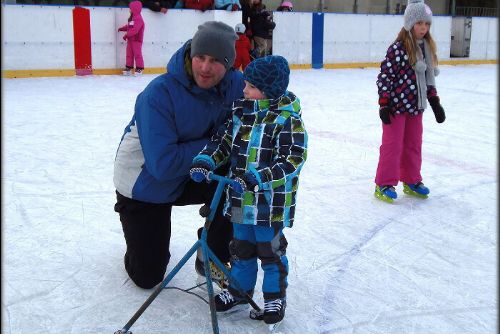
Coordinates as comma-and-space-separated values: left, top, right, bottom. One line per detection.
2, 64, 497, 334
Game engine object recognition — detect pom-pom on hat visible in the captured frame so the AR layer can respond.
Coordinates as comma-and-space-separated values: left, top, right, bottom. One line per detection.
190, 21, 238, 70
243, 55, 290, 100
404, 0, 433, 31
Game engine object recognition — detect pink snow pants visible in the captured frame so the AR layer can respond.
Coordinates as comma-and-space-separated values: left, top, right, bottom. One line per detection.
375, 112, 423, 186
126, 40, 144, 69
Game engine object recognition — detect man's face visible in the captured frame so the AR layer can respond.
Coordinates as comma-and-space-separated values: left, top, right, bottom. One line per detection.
191, 55, 227, 89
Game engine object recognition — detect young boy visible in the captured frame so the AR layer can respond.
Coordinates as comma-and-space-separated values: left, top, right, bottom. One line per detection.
189, 55, 308, 325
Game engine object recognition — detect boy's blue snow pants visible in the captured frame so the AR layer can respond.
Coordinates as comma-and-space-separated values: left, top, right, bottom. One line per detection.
228, 223, 289, 300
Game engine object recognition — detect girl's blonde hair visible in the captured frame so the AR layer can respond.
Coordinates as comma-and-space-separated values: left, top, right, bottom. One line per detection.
395, 27, 438, 67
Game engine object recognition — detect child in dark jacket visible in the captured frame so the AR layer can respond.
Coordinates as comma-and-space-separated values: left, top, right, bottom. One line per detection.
234, 23, 252, 71
118, 0, 145, 76
374, 0, 446, 202
190, 55, 308, 325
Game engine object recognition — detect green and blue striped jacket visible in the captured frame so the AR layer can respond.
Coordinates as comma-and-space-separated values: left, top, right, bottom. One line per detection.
197, 91, 308, 228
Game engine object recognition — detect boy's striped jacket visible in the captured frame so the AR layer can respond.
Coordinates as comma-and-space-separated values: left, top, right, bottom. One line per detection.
196, 91, 308, 228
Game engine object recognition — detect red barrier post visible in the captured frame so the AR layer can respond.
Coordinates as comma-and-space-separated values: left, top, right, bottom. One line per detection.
72, 7, 93, 76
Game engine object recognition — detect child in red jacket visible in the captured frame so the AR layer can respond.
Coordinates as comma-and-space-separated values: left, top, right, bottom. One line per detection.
118, 0, 145, 76
178, 0, 214, 11
233, 23, 252, 71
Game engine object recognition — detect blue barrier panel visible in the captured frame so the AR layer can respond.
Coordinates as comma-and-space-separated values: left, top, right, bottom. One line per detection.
312, 12, 324, 69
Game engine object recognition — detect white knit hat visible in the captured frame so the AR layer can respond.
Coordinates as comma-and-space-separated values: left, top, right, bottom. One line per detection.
404, 0, 433, 31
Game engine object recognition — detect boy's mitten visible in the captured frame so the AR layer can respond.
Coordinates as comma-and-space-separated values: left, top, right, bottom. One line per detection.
429, 96, 446, 123
379, 106, 392, 125
231, 173, 259, 194
190, 160, 213, 183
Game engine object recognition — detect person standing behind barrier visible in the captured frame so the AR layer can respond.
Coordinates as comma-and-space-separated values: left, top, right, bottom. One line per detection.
175, 0, 214, 11
140, 0, 176, 13
276, 0, 292, 12
234, 23, 252, 71
374, 0, 446, 203
215, 0, 241, 11
113, 21, 244, 289
249, 0, 275, 57
118, 1, 145, 76
190, 55, 308, 325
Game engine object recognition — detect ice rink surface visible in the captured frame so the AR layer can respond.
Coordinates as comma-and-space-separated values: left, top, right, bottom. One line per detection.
2, 64, 497, 333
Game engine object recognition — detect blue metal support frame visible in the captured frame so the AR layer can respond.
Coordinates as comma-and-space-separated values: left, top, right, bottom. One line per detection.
115, 173, 261, 334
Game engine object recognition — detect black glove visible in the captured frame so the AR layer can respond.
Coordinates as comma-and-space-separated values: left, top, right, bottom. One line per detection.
379, 106, 392, 125
429, 96, 445, 123
231, 173, 259, 194
189, 160, 212, 183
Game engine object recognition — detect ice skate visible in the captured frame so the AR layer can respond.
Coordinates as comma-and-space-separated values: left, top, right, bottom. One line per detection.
403, 182, 429, 198
374, 185, 397, 203
249, 298, 286, 332
195, 256, 230, 290
214, 289, 250, 314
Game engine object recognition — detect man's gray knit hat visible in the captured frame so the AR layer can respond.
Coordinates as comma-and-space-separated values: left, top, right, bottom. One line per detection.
404, 0, 433, 31
190, 21, 238, 69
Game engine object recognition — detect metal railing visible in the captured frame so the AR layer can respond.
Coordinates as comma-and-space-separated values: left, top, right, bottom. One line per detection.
455, 6, 498, 17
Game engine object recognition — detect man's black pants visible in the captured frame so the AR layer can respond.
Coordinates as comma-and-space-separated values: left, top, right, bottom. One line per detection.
114, 178, 232, 289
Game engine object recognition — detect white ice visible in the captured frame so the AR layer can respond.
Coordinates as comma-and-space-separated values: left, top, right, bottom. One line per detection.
2, 64, 497, 334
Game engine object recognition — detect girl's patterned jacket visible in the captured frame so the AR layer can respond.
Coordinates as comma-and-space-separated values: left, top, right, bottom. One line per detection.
376, 41, 437, 115
196, 92, 308, 229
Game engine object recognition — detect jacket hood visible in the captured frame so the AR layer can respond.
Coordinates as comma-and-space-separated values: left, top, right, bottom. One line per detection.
129, 0, 142, 15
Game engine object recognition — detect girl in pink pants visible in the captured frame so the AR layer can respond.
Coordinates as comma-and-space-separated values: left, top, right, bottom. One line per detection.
374, 0, 446, 202
118, 1, 145, 76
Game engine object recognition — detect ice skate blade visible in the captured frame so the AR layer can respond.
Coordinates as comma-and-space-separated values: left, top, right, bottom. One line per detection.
403, 188, 428, 199
268, 321, 283, 332
374, 192, 394, 203
218, 303, 249, 315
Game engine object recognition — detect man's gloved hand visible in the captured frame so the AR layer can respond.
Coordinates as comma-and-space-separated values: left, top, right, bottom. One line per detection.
122, 34, 127, 41
231, 173, 259, 194
190, 160, 212, 183
429, 96, 446, 123
379, 106, 392, 125
231, 4, 239, 11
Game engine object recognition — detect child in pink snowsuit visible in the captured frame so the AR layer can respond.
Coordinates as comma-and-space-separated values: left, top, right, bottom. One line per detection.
118, 0, 145, 75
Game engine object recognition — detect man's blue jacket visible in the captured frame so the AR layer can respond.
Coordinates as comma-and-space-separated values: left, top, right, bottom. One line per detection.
113, 41, 245, 203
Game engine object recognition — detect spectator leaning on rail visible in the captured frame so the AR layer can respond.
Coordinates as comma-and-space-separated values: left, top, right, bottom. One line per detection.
113, 21, 244, 289
215, 0, 241, 11
140, 0, 177, 13
175, 0, 214, 11
276, 0, 292, 12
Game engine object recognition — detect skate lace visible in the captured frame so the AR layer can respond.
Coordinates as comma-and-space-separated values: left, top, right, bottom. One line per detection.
218, 290, 235, 305
414, 182, 424, 189
264, 299, 283, 313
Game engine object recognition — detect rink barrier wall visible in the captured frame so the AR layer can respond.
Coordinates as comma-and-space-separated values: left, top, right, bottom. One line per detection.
2, 4, 498, 78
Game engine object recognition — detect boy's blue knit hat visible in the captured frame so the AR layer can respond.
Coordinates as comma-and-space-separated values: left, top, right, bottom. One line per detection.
243, 55, 290, 100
